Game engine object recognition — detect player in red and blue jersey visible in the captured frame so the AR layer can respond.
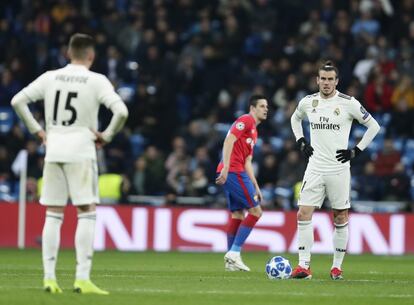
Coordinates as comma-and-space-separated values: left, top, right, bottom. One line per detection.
216, 95, 268, 271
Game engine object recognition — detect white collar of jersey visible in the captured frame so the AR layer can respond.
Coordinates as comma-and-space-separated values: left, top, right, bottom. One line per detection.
67, 63, 89, 70
319, 90, 338, 101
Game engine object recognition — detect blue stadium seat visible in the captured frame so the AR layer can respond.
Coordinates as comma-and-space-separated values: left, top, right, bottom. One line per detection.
269, 136, 284, 152
348, 138, 356, 148
0, 181, 15, 202
274, 187, 293, 210
366, 138, 383, 154
214, 123, 232, 138
411, 176, 414, 200
404, 139, 414, 153
130, 134, 146, 158
302, 122, 310, 139
0, 107, 14, 134
116, 83, 136, 104
352, 125, 365, 139
381, 113, 392, 127
402, 152, 414, 172
402, 139, 414, 174
376, 126, 386, 141
393, 138, 405, 152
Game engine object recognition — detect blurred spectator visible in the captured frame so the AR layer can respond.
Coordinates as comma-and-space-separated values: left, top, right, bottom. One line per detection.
188, 167, 209, 197
25, 140, 43, 179
166, 158, 190, 196
103, 129, 132, 174
383, 162, 411, 201
272, 74, 306, 108
189, 146, 215, 180
143, 145, 166, 195
351, 9, 380, 40
0, 146, 12, 180
350, 140, 373, 176
51, 0, 73, 24
353, 46, 378, 85
387, 74, 414, 137
131, 156, 147, 195
374, 139, 401, 177
117, 18, 143, 56
363, 72, 393, 112
257, 153, 279, 187
182, 120, 209, 154
165, 136, 188, 172
277, 151, 305, 189
0, 69, 22, 107
99, 45, 128, 84
355, 161, 383, 201
1, 0, 413, 207
391, 74, 414, 109
4, 125, 26, 159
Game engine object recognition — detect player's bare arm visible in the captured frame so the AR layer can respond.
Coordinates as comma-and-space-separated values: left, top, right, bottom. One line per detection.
215, 133, 237, 185
244, 155, 262, 202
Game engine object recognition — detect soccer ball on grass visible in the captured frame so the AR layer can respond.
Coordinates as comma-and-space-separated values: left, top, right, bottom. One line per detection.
265, 256, 292, 280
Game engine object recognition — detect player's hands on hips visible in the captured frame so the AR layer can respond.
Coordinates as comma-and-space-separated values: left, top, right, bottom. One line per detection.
336, 146, 361, 163
36, 130, 47, 146
90, 129, 108, 149
297, 137, 314, 158
215, 168, 229, 185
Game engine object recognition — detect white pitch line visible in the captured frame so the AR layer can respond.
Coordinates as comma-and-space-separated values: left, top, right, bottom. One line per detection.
106, 288, 414, 299
0, 285, 412, 299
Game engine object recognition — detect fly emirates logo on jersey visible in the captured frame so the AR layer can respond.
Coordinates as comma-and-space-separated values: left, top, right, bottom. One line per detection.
310, 116, 340, 131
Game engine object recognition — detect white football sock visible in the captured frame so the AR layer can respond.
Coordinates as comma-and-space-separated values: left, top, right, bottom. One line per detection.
332, 222, 348, 270
42, 211, 64, 280
298, 220, 313, 269
75, 211, 96, 280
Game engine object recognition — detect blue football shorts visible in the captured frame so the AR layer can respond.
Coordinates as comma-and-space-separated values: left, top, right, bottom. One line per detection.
220, 172, 259, 211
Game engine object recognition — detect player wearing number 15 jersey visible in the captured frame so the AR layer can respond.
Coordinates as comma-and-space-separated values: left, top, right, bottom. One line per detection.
11, 33, 128, 294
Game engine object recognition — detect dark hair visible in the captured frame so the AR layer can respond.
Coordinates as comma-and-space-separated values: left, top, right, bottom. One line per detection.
318, 60, 339, 78
68, 33, 95, 59
249, 94, 267, 107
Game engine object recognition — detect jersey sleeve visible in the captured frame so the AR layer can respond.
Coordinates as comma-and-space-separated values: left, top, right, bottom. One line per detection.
96, 75, 123, 108
229, 116, 253, 139
293, 97, 307, 120
21, 72, 49, 102
348, 98, 371, 124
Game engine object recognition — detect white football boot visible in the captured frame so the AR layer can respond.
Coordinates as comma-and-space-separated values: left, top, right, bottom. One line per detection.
224, 261, 239, 271
224, 251, 250, 271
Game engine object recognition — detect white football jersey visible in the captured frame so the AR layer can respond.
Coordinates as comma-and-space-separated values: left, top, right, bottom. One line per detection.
22, 64, 123, 162
293, 91, 371, 174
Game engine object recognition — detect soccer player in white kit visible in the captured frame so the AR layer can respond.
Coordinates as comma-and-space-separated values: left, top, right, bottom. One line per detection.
290, 61, 380, 280
11, 33, 128, 294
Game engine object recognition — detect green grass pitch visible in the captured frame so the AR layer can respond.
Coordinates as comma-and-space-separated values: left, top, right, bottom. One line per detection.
0, 249, 413, 305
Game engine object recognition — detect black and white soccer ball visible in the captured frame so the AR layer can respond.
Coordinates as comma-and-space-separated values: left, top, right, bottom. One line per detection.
265, 256, 292, 280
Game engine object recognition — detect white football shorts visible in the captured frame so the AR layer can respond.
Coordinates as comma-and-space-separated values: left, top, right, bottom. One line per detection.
297, 168, 351, 210
40, 160, 99, 206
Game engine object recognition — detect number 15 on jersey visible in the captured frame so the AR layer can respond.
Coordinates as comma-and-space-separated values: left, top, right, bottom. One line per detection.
52, 90, 78, 126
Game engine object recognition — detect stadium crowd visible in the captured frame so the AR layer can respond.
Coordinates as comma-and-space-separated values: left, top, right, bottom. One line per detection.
0, 0, 413, 210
